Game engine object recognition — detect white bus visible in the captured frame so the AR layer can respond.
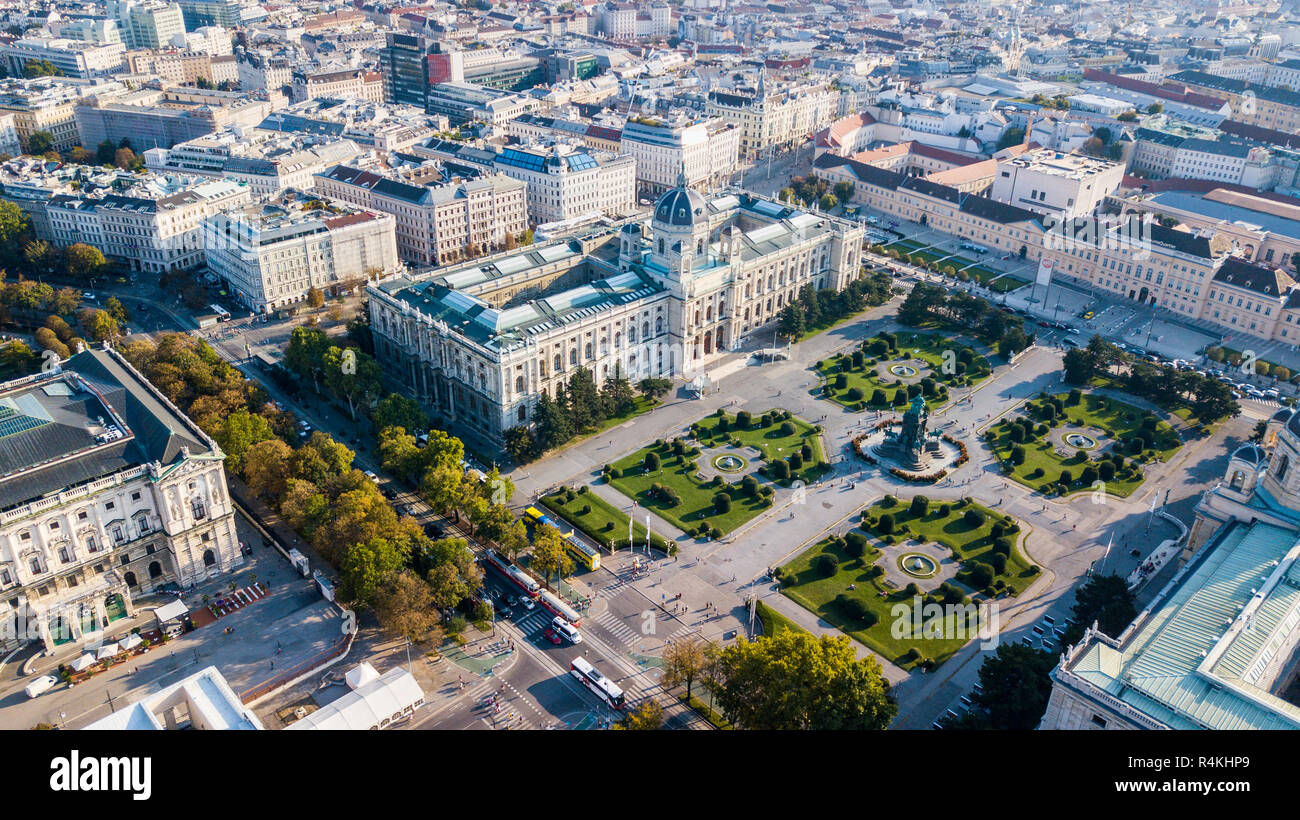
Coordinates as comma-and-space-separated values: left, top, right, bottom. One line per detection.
570, 656, 624, 710
209, 304, 232, 322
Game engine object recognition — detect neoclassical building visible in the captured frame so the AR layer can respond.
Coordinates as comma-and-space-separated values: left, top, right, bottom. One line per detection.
1040, 410, 1300, 730
0, 348, 240, 653
367, 180, 865, 446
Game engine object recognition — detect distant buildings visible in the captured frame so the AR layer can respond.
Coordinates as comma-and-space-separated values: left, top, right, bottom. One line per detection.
204, 190, 400, 314
705, 72, 838, 161
314, 164, 528, 267
74, 85, 273, 152
0, 37, 126, 79
990, 148, 1125, 220
415, 138, 635, 225
144, 129, 364, 196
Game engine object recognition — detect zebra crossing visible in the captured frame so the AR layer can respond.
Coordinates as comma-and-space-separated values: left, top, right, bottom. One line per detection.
515, 609, 551, 637
593, 609, 639, 646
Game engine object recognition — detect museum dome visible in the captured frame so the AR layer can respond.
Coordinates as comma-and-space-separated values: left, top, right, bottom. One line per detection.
654, 172, 706, 228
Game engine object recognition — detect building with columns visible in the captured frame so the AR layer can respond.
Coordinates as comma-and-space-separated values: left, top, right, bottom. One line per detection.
367, 179, 863, 447
0, 348, 239, 654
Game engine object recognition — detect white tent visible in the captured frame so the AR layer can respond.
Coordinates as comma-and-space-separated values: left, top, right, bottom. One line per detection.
119, 633, 142, 650
345, 662, 381, 690
96, 642, 120, 660
70, 653, 96, 672
153, 599, 189, 624
287, 666, 426, 731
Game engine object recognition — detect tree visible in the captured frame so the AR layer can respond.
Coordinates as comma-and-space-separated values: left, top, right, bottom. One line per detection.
503, 425, 536, 464
340, 536, 409, 605
0, 340, 37, 375
0, 200, 31, 265
22, 239, 52, 272
618, 699, 664, 730
113, 147, 138, 171
33, 328, 70, 359
638, 377, 673, 399
962, 643, 1057, 730
996, 127, 1026, 150
533, 390, 573, 453
242, 438, 293, 500
22, 59, 62, 78
307, 286, 325, 309
662, 637, 708, 700
1059, 574, 1137, 648
530, 524, 573, 582
1116, 110, 1138, 121
998, 326, 1029, 358
213, 408, 276, 472
777, 304, 805, 339
322, 345, 382, 420
711, 631, 896, 730
370, 569, 442, 643
104, 296, 129, 324
372, 393, 428, 433
25, 131, 53, 156
77, 308, 119, 343
63, 243, 107, 279
1146, 102, 1163, 114
818, 193, 837, 211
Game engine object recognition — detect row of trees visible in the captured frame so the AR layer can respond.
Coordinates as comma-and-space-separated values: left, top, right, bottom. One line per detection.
1063, 336, 1238, 422
118, 333, 486, 643
507, 367, 671, 464
897, 281, 1034, 357
776, 272, 895, 339
660, 630, 897, 730
778, 175, 855, 212
284, 326, 384, 420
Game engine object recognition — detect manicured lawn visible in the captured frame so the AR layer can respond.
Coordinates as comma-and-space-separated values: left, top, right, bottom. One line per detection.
607, 411, 827, 536
815, 330, 990, 412
692, 410, 829, 484
540, 486, 672, 552
988, 274, 1029, 293
573, 396, 659, 442
859, 497, 1037, 593
987, 392, 1181, 498
755, 600, 805, 638
780, 533, 980, 669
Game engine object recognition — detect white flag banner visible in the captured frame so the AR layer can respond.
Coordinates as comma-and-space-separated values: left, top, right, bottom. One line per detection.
1035, 257, 1055, 287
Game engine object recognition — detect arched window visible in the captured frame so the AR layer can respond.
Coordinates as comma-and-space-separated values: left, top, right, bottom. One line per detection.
123, 571, 137, 588
191, 499, 206, 520
202, 549, 216, 567
1276, 455, 1290, 482
642, 321, 650, 338
1230, 470, 1246, 491
614, 332, 621, 348
570, 349, 578, 366
697, 239, 703, 255
655, 317, 663, 333
515, 375, 525, 392
517, 405, 526, 421
706, 305, 712, 321
148, 561, 163, 579
554, 353, 562, 371
585, 343, 593, 360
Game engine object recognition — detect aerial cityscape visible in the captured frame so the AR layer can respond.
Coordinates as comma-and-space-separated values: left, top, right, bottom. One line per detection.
0, 0, 1298, 747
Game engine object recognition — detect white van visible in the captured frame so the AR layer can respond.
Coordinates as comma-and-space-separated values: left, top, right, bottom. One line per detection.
25, 675, 57, 698
551, 616, 582, 644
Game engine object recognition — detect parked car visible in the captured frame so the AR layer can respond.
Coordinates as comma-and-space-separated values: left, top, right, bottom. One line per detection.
25, 675, 57, 698
541, 627, 562, 645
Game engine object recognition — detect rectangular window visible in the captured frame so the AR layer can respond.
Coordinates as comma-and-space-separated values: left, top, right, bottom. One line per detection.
1091, 715, 1108, 728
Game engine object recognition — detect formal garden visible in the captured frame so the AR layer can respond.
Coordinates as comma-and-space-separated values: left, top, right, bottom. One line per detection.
540, 485, 673, 553
777, 496, 1037, 670
986, 389, 1182, 498
815, 330, 991, 411
605, 409, 828, 538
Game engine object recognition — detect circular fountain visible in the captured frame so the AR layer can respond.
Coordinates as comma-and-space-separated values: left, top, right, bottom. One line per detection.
1065, 432, 1098, 450
712, 454, 747, 473
898, 553, 939, 578
889, 364, 919, 378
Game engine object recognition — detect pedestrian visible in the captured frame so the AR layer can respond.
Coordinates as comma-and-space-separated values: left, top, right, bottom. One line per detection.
270, 660, 274, 670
